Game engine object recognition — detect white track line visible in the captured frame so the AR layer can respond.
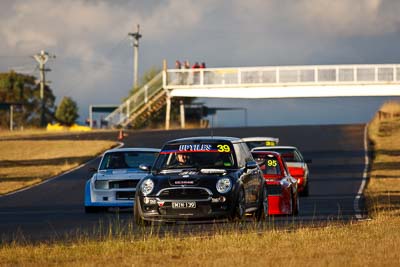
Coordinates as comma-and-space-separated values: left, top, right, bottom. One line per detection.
354, 124, 369, 220
0, 142, 124, 198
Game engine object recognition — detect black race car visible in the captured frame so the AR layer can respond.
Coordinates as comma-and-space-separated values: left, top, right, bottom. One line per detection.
134, 136, 267, 224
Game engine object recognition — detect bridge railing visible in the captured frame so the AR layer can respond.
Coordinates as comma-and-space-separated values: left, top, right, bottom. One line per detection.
166, 64, 400, 88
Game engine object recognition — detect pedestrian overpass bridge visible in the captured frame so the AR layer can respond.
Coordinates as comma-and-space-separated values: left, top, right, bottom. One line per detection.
103, 64, 400, 129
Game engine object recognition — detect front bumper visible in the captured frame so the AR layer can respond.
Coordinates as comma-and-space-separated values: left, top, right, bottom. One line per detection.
84, 180, 135, 208
266, 183, 292, 215
137, 196, 235, 222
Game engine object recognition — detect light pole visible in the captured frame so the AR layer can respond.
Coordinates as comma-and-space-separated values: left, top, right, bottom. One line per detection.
128, 24, 142, 92
33, 50, 55, 127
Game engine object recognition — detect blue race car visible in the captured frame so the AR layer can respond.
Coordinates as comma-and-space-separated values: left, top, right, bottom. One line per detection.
84, 147, 160, 213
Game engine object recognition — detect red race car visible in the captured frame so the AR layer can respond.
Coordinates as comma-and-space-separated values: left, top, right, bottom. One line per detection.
252, 151, 299, 216
252, 146, 311, 197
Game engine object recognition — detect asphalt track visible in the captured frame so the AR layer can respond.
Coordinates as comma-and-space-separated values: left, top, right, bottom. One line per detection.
0, 124, 368, 242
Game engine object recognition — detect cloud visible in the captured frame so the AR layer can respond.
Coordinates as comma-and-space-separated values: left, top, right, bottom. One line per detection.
297, 0, 400, 36
232, 0, 400, 37
1, 0, 400, 121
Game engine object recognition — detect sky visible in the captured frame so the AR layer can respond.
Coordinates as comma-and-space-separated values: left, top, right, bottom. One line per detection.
1, 0, 400, 126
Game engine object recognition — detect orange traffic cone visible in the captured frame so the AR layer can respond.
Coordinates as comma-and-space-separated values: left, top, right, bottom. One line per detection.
118, 129, 124, 141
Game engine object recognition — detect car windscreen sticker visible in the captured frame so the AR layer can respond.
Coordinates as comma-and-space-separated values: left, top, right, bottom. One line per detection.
265, 141, 276, 146
160, 143, 232, 154
179, 144, 212, 151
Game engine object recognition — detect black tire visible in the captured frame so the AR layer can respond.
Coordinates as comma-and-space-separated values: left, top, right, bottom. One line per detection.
300, 184, 309, 197
292, 191, 299, 216
229, 187, 245, 221
84, 206, 104, 213
255, 185, 268, 221
134, 195, 149, 226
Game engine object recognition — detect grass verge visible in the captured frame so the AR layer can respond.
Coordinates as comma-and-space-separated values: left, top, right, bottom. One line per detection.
0, 217, 399, 266
367, 101, 400, 216
0, 139, 116, 195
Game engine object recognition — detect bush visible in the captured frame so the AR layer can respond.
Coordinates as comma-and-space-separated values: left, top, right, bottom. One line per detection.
55, 97, 78, 126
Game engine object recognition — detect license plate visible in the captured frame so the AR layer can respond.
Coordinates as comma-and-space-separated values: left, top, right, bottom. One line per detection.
171, 201, 196, 209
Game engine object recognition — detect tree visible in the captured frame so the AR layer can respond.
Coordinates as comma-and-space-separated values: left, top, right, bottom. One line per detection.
0, 71, 56, 129
55, 97, 79, 126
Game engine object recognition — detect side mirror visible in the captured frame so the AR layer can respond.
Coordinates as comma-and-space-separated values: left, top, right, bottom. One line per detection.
139, 164, 151, 172
88, 167, 97, 173
305, 159, 312, 164
245, 161, 258, 171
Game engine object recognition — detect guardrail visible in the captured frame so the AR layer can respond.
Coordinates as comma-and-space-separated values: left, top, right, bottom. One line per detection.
166, 64, 400, 88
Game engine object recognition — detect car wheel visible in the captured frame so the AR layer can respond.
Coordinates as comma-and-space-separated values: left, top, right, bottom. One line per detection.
230, 187, 245, 221
134, 195, 149, 226
84, 206, 104, 213
255, 185, 268, 221
292, 191, 299, 216
300, 183, 309, 197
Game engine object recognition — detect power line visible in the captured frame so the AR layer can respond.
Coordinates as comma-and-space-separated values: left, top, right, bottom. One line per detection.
56, 57, 131, 73
0, 55, 31, 58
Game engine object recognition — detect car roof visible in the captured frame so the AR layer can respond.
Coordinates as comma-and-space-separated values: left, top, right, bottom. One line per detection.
241, 136, 279, 142
251, 146, 297, 151
165, 136, 242, 144
104, 147, 160, 153
251, 150, 281, 157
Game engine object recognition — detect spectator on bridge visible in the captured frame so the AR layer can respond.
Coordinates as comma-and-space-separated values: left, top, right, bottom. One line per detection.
175, 60, 183, 84
192, 62, 200, 84
175, 60, 181, 69
183, 60, 190, 85
200, 62, 207, 83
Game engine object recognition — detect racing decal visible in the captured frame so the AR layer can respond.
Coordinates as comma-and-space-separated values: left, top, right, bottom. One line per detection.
160, 143, 232, 154
179, 144, 212, 151
267, 159, 278, 167
265, 141, 276, 146
217, 144, 231, 152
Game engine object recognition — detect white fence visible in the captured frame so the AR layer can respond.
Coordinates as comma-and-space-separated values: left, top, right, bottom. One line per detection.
166, 64, 400, 88
104, 64, 400, 127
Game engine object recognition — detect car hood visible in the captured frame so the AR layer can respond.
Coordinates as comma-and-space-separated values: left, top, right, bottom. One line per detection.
150, 169, 235, 187
94, 169, 148, 180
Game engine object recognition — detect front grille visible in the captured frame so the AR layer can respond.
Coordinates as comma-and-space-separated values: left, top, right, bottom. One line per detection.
267, 185, 282, 196
158, 188, 211, 200
116, 191, 135, 200
159, 204, 211, 216
109, 180, 139, 189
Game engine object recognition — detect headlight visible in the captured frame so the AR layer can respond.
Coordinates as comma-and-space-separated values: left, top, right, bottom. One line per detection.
140, 179, 154, 196
216, 178, 232, 194
94, 180, 109, 189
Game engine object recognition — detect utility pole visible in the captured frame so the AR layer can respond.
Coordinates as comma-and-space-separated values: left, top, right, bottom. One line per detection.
128, 24, 142, 92
33, 50, 55, 127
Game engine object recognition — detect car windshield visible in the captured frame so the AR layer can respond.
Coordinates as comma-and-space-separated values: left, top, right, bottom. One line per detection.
252, 153, 282, 175
271, 149, 301, 163
100, 151, 158, 170
154, 143, 236, 170
245, 140, 277, 150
